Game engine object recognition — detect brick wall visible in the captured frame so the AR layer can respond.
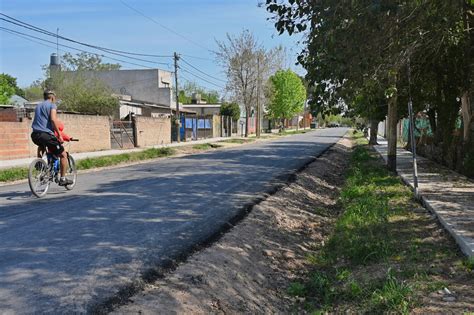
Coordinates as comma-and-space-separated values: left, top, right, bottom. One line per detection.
0, 109, 18, 122
134, 116, 171, 147
57, 114, 111, 153
0, 121, 32, 160
1, 114, 112, 161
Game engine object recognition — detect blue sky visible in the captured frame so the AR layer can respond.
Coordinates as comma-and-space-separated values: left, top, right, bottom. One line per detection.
0, 0, 305, 91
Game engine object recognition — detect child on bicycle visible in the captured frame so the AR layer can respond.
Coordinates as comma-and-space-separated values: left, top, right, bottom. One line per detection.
37, 120, 72, 157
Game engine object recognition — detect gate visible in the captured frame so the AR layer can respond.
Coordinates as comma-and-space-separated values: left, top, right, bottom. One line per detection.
110, 120, 135, 149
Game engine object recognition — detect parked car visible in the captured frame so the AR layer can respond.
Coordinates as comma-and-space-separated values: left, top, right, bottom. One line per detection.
327, 122, 340, 128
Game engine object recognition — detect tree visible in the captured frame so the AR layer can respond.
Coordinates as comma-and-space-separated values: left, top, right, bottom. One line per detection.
0, 73, 24, 98
178, 81, 220, 104
35, 52, 121, 114
266, 0, 473, 172
220, 102, 241, 121
215, 30, 285, 136
61, 52, 121, 71
51, 72, 119, 116
0, 74, 16, 104
24, 79, 45, 101
267, 69, 306, 122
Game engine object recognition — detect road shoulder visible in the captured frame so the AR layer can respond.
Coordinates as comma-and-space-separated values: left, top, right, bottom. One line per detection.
110, 134, 353, 313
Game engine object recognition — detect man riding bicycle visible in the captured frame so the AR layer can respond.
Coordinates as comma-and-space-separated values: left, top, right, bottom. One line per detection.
31, 90, 73, 186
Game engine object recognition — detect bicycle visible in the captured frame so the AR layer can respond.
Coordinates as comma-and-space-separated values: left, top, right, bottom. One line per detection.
28, 139, 79, 198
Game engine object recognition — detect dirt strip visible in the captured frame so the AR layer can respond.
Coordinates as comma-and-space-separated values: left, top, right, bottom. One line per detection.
111, 137, 353, 314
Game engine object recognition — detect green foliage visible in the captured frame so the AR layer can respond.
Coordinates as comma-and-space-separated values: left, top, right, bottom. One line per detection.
266, 0, 473, 164
178, 81, 220, 104
0, 74, 17, 104
0, 167, 29, 182
370, 271, 413, 314
192, 143, 222, 150
289, 134, 470, 313
267, 69, 306, 119
23, 79, 44, 101
219, 138, 255, 144
0, 73, 24, 98
52, 73, 119, 115
61, 52, 121, 71
76, 148, 174, 170
464, 256, 474, 271
220, 102, 240, 121
287, 282, 306, 297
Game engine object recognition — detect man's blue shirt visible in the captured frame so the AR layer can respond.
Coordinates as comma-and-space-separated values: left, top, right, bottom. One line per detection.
32, 100, 57, 134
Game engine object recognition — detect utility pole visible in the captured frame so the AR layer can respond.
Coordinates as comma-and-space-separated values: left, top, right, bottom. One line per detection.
407, 57, 419, 198
174, 52, 180, 143
256, 54, 261, 138
303, 100, 307, 130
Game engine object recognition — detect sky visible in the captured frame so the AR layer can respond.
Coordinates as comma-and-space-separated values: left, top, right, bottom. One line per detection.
0, 0, 305, 92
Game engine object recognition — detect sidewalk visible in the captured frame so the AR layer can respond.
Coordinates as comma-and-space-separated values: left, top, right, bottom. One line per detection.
372, 137, 474, 257
0, 137, 228, 169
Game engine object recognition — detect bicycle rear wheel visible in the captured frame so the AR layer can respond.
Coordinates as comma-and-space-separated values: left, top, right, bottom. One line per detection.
64, 153, 77, 190
28, 158, 50, 198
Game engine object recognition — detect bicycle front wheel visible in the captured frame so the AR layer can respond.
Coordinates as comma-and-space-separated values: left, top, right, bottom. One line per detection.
64, 153, 77, 190
28, 158, 50, 198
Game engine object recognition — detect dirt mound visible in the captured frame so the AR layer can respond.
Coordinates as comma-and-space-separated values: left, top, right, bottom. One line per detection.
112, 137, 353, 314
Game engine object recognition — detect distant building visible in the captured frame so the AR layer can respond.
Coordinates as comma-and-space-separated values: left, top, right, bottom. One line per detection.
71, 68, 173, 107
8, 95, 28, 107
49, 54, 174, 107
181, 93, 221, 116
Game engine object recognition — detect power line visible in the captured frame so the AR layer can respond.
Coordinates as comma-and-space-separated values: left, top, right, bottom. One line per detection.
2, 28, 61, 51
119, 0, 217, 54
0, 13, 173, 63
0, 17, 170, 66
180, 67, 225, 89
181, 54, 215, 61
180, 57, 225, 83
0, 27, 163, 70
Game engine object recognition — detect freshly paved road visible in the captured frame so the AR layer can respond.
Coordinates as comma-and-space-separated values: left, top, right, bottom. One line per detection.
0, 128, 348, 313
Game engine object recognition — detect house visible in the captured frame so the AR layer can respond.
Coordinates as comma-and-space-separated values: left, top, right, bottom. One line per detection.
49, 54, 174, 108
72, 68, 173, 107
9, 95, 28, 107
181, 93, 221, 115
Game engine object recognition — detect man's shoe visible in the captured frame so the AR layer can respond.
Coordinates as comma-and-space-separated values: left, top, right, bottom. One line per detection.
58, 177, 73, 186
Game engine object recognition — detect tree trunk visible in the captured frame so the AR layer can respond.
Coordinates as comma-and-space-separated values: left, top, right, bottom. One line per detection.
461, 91, 472, 143
427, 107, 437, 136
369, 120, 379, 145
387, 72, 398, 172
245, 108, 249, 137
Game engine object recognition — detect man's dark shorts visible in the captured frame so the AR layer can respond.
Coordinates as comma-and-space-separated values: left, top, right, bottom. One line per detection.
31, 131, 64, 156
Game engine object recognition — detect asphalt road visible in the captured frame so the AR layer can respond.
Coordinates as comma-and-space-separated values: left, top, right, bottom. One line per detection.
0, 128, 348, 313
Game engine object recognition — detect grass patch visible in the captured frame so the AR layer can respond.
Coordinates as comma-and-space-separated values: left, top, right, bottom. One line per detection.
192, 143, 222, 150
0, 166, 29, 182
278, 129, 309, 136
290, 133, 471, 313
220, 138, 255, 144
76, 147, 174, 170
0, 147, 175, 182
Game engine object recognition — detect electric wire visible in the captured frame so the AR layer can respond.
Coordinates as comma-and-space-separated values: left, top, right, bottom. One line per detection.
180, 57, 225, 83
180, 67, 225, 89
0, 27, 162, 70
119, 0, 217, 54
0, 14, 172, 63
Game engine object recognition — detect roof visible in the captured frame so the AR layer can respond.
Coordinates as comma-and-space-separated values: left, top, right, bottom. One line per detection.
182, 104, 222, 108
9, 95, 28, 107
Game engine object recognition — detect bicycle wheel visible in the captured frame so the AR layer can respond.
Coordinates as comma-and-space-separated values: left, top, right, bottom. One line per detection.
64, 153, 77, 190
28, 158, 50, 198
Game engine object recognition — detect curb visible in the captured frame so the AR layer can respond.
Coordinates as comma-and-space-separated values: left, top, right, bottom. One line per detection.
371, 144, 473, 257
